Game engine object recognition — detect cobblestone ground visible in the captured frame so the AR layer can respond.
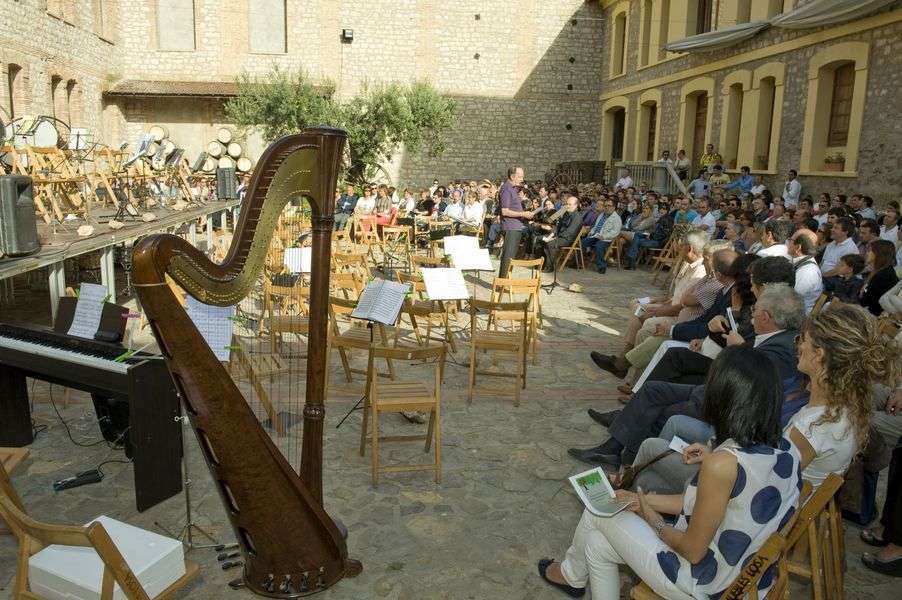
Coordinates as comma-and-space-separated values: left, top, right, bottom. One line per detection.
0, 260, 896, 599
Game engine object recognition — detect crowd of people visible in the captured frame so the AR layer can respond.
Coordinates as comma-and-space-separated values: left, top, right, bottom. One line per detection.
330, 153, 902, 598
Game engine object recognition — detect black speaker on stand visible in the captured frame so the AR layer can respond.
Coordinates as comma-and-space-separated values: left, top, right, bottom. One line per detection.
0, 175, 40, 257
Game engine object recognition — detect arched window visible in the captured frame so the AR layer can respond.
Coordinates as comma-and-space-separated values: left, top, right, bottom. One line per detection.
601, 97, 632, 166
635, 90, 662, 162
677, 78, 715, 172
66, 80, 82, 126
800, 42, 869, 175
50, 75, 65, 120
639, 0, 653, 67
656, 0, 671, 62
610, 6, 629, 78
7, 64, 24, 119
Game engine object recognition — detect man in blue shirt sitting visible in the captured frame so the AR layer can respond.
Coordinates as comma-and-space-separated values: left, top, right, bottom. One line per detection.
722, 165, 754, 196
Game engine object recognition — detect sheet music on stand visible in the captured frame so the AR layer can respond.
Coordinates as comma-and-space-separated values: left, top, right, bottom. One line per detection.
421, 267, 469, 301
185, 296, 236, 361
351, 279, 411, 326
283, 247, 312, 273
442, 235, 494, 271
66, 283, 108, 339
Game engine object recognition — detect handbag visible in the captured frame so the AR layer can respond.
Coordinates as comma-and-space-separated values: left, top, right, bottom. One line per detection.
615, 449, 674, 490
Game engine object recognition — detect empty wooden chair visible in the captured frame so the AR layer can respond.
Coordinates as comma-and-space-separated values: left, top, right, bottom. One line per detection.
325, 296, 396, 398
330, 270, 365, 300
504, 257, 544, 328
360, 344, 446, 485
396, 271, 456, 353
489, 277, 540, 364
467, 298, 529, 406
262, 281, 310, 355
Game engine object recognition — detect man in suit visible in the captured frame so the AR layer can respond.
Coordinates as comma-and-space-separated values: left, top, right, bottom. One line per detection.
641, 257, 798, 386
568, 283, 804, 467
535, 195, 582, 272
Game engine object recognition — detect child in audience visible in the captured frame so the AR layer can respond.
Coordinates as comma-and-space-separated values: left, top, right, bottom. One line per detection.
831, 253, 866, 303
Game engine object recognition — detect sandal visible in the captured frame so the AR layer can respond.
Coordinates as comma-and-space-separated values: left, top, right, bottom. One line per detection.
617, 384, 633, 395
861, 529, 889, 547
537, 558, 585, 598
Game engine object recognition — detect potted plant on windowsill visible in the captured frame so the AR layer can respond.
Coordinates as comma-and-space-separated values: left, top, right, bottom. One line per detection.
824, 152, 845, 172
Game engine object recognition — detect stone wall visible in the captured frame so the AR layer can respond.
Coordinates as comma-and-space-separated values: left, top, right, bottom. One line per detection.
109, 0, 605, 185
596, 0, 902, 202
0, 0, 117, 134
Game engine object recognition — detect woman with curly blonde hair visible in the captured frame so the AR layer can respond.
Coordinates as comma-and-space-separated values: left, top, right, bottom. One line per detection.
787, 303, 900, 491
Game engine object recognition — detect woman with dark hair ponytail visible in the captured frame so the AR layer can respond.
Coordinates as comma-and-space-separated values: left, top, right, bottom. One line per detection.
538, 346, 800, 600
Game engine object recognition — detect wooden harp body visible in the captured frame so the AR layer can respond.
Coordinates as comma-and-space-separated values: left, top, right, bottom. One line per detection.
132, 128, 361, 597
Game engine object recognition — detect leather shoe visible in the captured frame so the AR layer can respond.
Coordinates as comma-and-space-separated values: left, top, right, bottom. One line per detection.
587, 408, 621, 428
567, 447, 622, 467
861, 552, 902, 577
589, 352, 628, 379
537, 558, 585, 597
596, 266, 607, 274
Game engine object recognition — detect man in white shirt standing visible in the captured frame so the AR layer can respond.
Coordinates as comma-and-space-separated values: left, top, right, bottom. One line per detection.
614, 168, 634, 191
787, 228, 824, 313
691, 199, 717, 238
821, 217, 859, 277
782, 169, 801, 209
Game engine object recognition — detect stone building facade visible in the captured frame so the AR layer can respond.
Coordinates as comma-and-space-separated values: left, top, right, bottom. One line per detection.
2, 0, 606, 186
595, 0, 902, 200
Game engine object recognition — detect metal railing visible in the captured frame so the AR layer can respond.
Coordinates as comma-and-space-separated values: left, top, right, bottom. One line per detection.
612, 161, 688, 197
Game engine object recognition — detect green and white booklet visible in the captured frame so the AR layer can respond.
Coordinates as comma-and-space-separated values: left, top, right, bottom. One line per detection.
569, 467, 631, 517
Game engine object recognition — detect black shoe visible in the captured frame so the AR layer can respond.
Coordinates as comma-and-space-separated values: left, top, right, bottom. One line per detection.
861, 530, 889, 547
589, 351, 628, 379
588, 408, 621, 428
538, 558, 585, 597
567, 447, 622, 467
596, 266, 607, 274
861, 552, 902, 577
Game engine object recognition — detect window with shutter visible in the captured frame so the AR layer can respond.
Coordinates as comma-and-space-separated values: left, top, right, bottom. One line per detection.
827, 63, 855, 147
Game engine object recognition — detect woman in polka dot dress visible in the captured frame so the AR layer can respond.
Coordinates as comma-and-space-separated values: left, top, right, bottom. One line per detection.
539, 346, 800, 599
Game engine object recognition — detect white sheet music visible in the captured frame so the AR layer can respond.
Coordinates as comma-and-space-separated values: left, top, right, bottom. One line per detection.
284, 247, 312, 273
66, 283, 108, 340
351, 279, 410, 325
185, 296, 235, 361
421, 267, 469, 301
442, 236, 494, 271
632, 340, 691, 392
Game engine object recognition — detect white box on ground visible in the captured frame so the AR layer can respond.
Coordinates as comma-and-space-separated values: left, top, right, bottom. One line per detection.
28, 515, 185, 600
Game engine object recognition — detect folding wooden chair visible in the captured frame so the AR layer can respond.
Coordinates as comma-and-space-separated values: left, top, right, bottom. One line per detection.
0, 480, 199, 600
396, 271, 457, 353
505, 258, 544, 327
556, 227, 587, 271
325, 296, 396, 398
631, 531, 789, 600
360, 344, 445, 485
489, 277, 540, 364
809, 293, 830, 318
785, 474, 845, 600
604, 235, 625, 270
467, 298, 529, 406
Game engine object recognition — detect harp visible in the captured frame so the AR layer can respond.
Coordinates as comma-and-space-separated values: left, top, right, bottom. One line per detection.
132, 128, 362, 597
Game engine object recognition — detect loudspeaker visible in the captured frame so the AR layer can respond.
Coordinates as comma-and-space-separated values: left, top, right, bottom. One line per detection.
0, 175, 40, 257
216, 167, 237, 200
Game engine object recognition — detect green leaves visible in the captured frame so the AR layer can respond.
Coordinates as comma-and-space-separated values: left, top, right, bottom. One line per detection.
225, 68, 455, 186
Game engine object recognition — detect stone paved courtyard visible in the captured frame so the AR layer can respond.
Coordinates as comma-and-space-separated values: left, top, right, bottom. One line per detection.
0, 261, 896, 599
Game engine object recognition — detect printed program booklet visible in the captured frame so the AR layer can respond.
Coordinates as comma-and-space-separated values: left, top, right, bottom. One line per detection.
568, 467, 632, 517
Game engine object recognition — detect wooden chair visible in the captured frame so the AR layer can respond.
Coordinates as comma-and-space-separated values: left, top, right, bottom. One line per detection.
330, 271, 365, 300
396, 271, 457, 353
604, 235, 625, 270
411, 254, 450, 271
504, 257, 544, 327
333, 251, 372, 281
262, 280, 310, 356
784, 473, 845, 600
325, 296, 396, 398
381, 225, 413, 275
0, 482, 199, 600
467, 298, 529, 406
631, 531, 788, 600
1, 449, 28, 534
489, 277, 540, 365
556, 226, 587, 271
360, 344, 445, 485
809, 293, 830, 318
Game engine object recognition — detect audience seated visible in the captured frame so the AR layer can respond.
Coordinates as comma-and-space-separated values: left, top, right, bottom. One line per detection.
787, 228, 824, 313
539, 346, 801, 600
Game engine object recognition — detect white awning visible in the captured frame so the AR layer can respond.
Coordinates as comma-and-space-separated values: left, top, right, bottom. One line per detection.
663, 21, 770, 53
771, 0, 897, 29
